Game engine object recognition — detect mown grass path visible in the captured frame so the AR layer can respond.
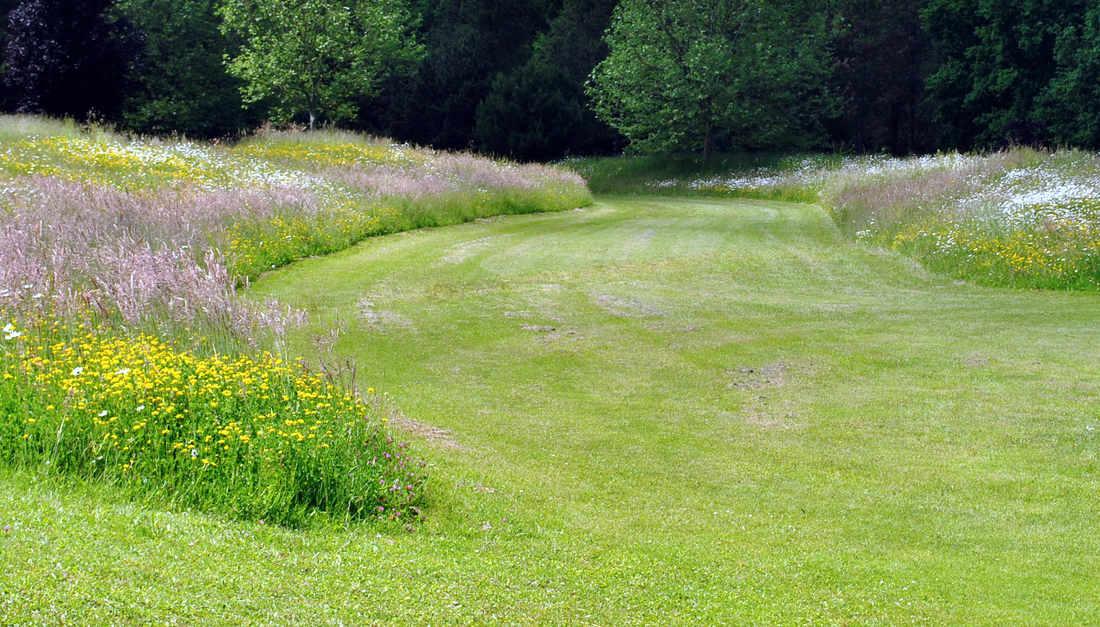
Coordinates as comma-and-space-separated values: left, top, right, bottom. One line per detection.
5, 196, 1099, 622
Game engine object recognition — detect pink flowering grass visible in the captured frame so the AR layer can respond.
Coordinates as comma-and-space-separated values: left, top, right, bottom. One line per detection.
0, 118, 592, 338
0, 177, 298, 343
0, 116, 590, 525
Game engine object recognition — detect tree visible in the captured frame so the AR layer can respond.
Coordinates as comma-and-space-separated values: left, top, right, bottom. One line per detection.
219, 0, 423, 129
0, 0, 21, 107
362, 0, 560, 149
119, 0, 257, 137
921, 0, 1087, 149
588, 0, 836, 159
829, 0, 932, 154
1034, 3, 1100, 147
4, 0, 142, 118
474, 0, 622, 160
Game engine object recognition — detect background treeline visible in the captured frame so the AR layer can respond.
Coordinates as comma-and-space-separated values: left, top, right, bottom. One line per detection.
0, 0, 1098, 159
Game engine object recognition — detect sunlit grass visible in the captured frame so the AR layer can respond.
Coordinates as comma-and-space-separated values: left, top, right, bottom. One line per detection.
569, 149, 1100, 289
232, 130, 422, 169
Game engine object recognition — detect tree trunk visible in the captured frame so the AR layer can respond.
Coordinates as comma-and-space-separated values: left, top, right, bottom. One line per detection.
702, 126, 713, 164
308, 111, 316, 131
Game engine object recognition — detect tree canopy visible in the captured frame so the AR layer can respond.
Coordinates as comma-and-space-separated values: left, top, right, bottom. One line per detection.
474, 0, 621, 160
218, 0, 422, 129
4, 0, 141, 119
1, 0, 1100, 156
588, 0, 836, 158
118, 0, 255, 136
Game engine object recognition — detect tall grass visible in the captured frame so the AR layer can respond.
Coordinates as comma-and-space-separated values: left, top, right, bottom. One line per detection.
0, 118, 590, 335
565, 153, 838, 202
0, 115, 590, 524
0, 318, 423, 527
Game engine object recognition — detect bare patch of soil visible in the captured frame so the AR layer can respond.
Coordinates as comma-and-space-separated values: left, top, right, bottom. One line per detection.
440, 235, 506, 264
964, 353, 991, 368
519, 322, 583, 343
388, 413, 466, 451
357, 298, 414, 331
725, 396, 802, 430
392, 418, 465, 450
592, 293, 665, 318
727, 362, 789, 390
363, 392, 467, 450
521, 324, 558, 333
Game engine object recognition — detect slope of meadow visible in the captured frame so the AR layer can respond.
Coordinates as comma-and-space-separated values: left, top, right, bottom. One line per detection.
0, 115, 590, 525
5, 196, 1096, 622
3, 120, 1097, 621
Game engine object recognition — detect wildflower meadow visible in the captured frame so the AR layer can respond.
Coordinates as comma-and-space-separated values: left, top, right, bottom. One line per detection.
5, 0, 1100, 621
574, 149, 1100, 289
0, 115, 590, 525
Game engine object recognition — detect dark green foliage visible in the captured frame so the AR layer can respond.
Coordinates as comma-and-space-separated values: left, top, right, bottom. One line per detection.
588, 0, 837, 159
219, 0, 422, 129
921, 0, 1087, 149
0, 0, 19, 107
1, 0, 1100, 156
473, 0, 622, 160
829, 0, 932, 154
118, 0, 257, 137
4, 0, 142, 118
567, 152, 828, 198
364, 0, 560, 149
1033, 4, 1100, 147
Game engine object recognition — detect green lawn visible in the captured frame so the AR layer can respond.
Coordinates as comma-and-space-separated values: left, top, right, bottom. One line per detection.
4, 196, 1099, 622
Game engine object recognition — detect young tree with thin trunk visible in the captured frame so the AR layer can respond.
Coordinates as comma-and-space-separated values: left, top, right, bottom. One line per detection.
218, 0, 422, 129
